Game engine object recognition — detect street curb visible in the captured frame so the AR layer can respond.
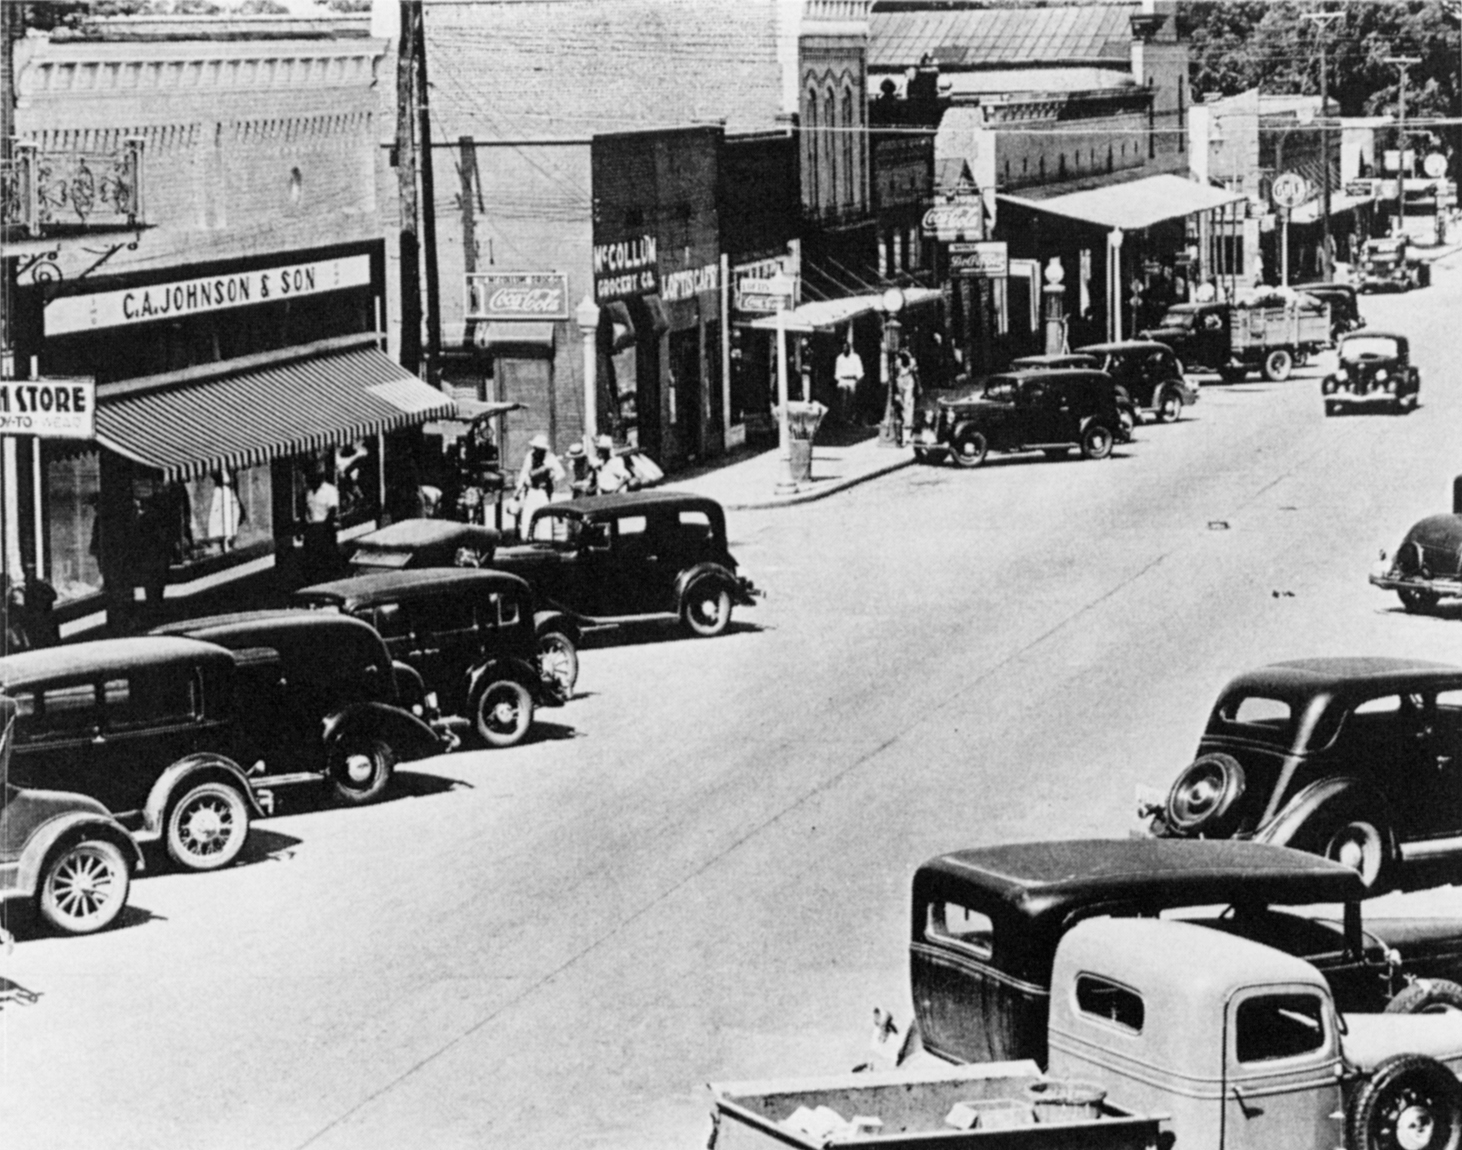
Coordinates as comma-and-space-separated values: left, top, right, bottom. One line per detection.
719, 453, 916, 511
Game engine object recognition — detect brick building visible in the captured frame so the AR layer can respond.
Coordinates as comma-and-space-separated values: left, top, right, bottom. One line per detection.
5, 15, 446, 637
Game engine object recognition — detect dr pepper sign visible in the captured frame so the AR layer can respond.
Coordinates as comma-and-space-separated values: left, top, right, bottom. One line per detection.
0, 377, 96, 440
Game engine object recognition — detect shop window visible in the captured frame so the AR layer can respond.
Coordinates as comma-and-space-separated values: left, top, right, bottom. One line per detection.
289, 442, 378, 535
182, 464, 272, 559
45, 446, 102, 602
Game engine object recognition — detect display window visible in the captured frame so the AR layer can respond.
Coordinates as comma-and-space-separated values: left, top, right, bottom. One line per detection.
44, 446, 103, 602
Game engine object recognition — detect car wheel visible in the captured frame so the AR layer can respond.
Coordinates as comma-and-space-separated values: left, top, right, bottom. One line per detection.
38, 837, 130, 936
1156, 389, 1183, 423
1079, 423, 1113, 460
473, 679, 534, 748
1263, 348, 1294, 382
1164, 753, 1246, 835
1347, 1054, 1462, 1150
328, 734, 395, 806
1043, 448, 1071, 460
166, 781, 250, 872
1399, 588, 1441, 614
536, 629, 579, 701
1323, 818, 1393, 892
682, 580, 733, 638
951, 429, 987, 468
1386, 979, 1462, 1016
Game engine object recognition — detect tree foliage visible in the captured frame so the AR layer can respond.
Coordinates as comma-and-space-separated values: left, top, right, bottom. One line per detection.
1179, 2, 1462, 119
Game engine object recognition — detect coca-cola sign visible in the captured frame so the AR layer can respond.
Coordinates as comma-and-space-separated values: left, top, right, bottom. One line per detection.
465, 272, 569, 321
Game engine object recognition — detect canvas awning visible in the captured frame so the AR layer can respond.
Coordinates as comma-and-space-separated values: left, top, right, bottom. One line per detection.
96, 346, 455, 482
746, 287, 943, 334
1288, 191, 1374, 225
998, 174, 1248, 231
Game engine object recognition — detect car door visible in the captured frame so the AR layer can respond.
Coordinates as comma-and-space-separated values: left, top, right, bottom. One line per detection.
1015, 379, 1060, 446
405, 590, 478, 706
1198, 309, 1229, 367
96, 666, 212, 808
601, 512, 666, 616
7, 679, 110, 806
1222, 986, 1340, 1150
1404, 688, 1462, 840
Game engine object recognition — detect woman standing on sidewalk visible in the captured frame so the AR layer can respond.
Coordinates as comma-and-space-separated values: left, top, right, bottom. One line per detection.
895, 351, 920, 447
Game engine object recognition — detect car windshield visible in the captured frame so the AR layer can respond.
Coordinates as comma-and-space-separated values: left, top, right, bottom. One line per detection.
1158, 310, 1195, 330
1340, 337, 1399, 361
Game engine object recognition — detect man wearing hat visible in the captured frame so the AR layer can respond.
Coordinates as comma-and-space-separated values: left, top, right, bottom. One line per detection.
593, 434, 633, 495
514, 433, 564, 536
565, 441, 596, 499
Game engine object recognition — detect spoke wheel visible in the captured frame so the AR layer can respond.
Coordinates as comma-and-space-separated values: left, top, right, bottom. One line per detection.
1080, 423, 1113, 460
681, 583, 732, 638
1263, 348, 1294, 382
328, 735, 395, 806
536, 630, 580, 700
39, 838, 130, 935
1386, 979, 1462, 1016
166, 781, 249, 872
473, 679, 534, 748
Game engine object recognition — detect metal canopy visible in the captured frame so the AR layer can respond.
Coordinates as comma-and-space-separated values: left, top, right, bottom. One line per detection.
999, 173, 1248, 231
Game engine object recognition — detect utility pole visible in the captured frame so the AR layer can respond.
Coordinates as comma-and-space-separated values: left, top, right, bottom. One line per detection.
1385, 56, 1421, 237
395, 0, 423, 376
413, 0, 441, 387
1304, 10, 1343, 280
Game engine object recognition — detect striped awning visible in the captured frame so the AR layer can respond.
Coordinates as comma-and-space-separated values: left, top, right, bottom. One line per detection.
96, 347, 455, 481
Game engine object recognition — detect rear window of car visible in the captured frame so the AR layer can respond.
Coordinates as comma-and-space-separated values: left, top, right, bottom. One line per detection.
925, 901, 993, 959
1213, 694, 1293, 743
1076, 976, 1144, 1033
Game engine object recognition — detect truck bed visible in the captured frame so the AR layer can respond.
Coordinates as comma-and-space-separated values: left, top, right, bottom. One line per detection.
1230, 302, 1330, 350
708, 1063, 1163, 1150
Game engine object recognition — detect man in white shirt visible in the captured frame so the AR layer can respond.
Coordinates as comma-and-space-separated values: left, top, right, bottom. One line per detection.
834, 340, 864, 425
594, 435, 633, 495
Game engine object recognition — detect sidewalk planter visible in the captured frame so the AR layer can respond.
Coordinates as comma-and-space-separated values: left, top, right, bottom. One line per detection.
777, 401, 826, 484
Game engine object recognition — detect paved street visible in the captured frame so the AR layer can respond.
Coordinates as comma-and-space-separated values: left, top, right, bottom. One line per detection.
6, 261, 1462, 1149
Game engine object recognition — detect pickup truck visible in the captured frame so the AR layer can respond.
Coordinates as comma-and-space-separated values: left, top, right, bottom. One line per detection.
1140, 295, 1331, 383
711, 916, 1462, 1150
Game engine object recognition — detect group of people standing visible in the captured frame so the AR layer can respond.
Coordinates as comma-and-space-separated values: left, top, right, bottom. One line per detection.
512, 433, 636, 530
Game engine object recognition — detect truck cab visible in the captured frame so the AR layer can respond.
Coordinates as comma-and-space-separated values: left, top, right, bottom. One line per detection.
1049, 917, 1462, 1150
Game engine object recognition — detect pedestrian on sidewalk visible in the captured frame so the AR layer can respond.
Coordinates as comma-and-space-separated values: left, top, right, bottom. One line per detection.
514, 433, 564, 536
594, 435, 634, 495
895, 350, 920, 446
834, 339, 864, 426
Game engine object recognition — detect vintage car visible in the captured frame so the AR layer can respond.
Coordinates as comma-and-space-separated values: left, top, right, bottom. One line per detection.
911, 838, 1462, 1068
153, 611, 447, 807
347, 519, 500, 572
1371, 511, 1462, 614
1142, 657, 1462, 893
1300, 281, 1367, 340
1323, 331, 1420, 416
294, 568, 570, 747
0, 637, 262, 872
1074, 340, 1198, 423
0, 697, 145, 937
489, 490, 759, 639
1358, 235, 1431, 292
1005, 353, 1139, 436
1046, 917, 1462, 1150
915, 369, 1123, 468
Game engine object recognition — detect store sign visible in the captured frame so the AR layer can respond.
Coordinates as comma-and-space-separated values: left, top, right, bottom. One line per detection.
44, 254, 373, 336
922, 203, 984, 240
949, 241, 1007, 278
661, 263, 720, 303
593, 234, 659, 301
1345, 179, 1378, 199
734, 256, 795, 314
465, 272, 568, 321
0, 377, 96, 439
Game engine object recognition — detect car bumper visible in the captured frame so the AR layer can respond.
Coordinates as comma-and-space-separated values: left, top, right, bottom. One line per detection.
1329, 390, 1402, 406
1370, 571, 1461, 597
734, 578, 763, 607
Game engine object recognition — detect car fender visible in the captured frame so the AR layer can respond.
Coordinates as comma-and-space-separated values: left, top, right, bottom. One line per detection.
674, 562, 748, 608
533, 609, 581, 647
322, 702, 444, 763
467, 657, 540, 700
1253, 775, 1396, 851
142, 753, 263, 838
392, 660, 428, 709
10, 812, 143, 900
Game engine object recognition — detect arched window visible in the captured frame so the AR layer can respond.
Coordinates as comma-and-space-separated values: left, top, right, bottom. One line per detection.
841, 88, 855, 206
805, 89, 819, 209
824, 88, 837, 211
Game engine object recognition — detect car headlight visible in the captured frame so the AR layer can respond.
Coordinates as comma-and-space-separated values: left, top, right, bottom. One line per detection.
1376, 368, 1388, 383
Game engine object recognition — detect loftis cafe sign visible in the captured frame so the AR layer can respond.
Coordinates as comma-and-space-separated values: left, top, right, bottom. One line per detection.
465, 272, 569, 321
593, 234, 659, 301
44, 254, 373, 336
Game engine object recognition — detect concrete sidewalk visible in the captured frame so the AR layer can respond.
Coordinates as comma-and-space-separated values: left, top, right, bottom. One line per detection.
673, 432, 915, 510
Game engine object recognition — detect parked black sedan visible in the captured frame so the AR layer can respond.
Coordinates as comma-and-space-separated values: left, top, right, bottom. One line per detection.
1321, 331, 1419, 416
348, 519, 500, 572
1142, 657, 1462, 893
1074, 340, 1198, 424
1370, 511, 1462, 614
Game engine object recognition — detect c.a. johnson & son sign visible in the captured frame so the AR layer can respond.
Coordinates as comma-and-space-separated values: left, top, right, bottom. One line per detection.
44, 254, 373, 336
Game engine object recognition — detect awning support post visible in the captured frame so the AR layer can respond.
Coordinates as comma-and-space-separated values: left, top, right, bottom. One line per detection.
1108, 228, 1124, 342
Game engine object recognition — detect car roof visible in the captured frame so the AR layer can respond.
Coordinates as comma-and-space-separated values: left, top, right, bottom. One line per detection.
916, 838, 1365, 913
296, 567, 532, 606
1340, 330, 1406, 343
355, 519, 500, 549
540, 488, 724, 518
0, 636, 233, 686
153, 608, 383, 645
987, 368, 1112, 386
1224, 657, 1462, 698
1074, 340, 1172, 355
1009, 353, 1099, 366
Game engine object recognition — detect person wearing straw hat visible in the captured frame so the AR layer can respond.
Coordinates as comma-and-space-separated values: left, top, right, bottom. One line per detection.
593, 434, 633, 495
565, 441, 596, 499
514, 433, 564, 537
